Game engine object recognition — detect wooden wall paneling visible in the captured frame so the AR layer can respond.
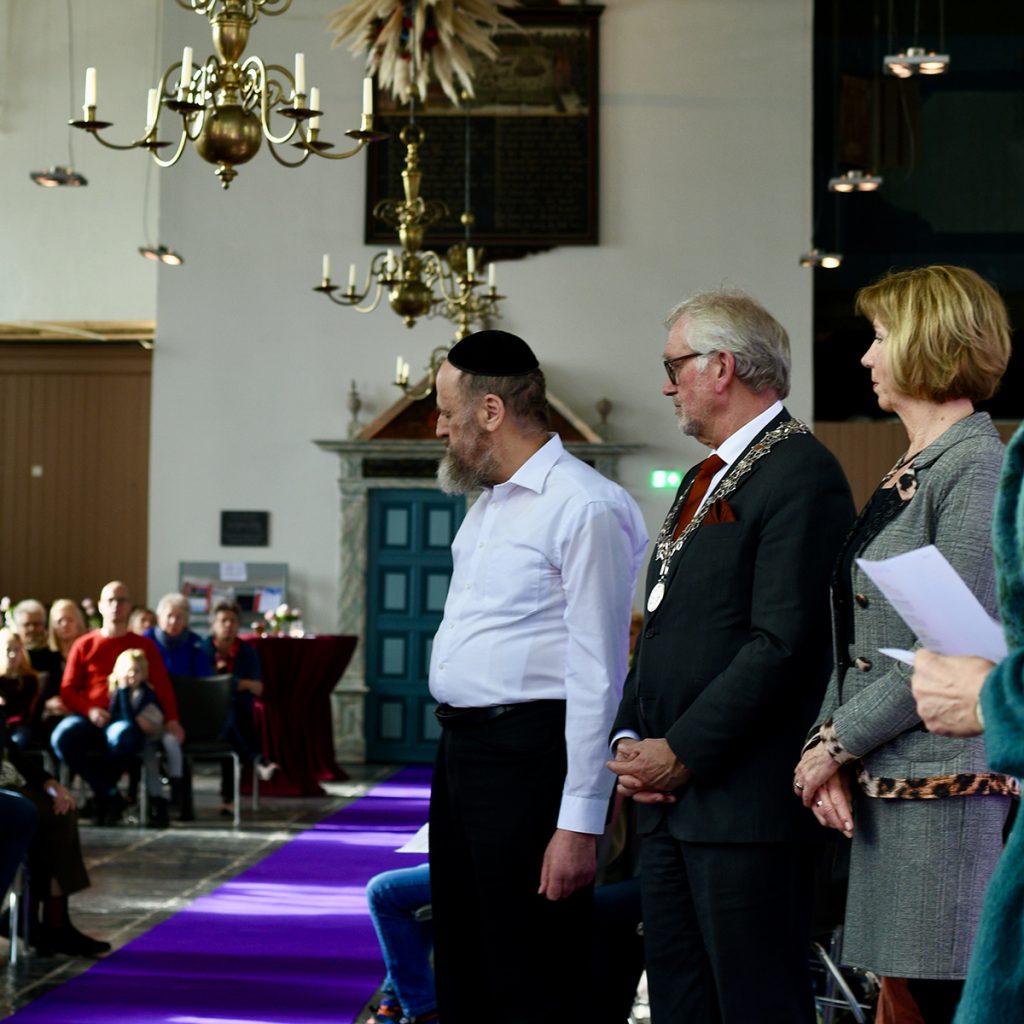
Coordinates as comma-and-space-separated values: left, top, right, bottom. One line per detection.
0, 344, 152, 606
814, 420, 1021, 512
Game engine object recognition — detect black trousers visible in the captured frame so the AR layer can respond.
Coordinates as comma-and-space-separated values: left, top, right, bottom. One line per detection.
429, 701, 592, 1024
640, 826, 818, 1024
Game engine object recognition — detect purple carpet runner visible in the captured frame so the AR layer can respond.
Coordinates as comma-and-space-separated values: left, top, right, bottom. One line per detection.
10, 766, 431, 1024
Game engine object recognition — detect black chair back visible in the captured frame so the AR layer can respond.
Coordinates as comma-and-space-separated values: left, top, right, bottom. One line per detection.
170, 675, 233, 748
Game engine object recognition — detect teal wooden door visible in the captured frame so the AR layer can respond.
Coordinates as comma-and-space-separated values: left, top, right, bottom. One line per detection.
365, 488, 465, 763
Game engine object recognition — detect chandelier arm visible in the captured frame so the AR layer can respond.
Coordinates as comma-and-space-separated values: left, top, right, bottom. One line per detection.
351, 284, 387, 314
78, 129, 145, 152
150, 126, 191, 168
308, 137, 368, 161
243, 57, 299, 146
266, 139, 311, 168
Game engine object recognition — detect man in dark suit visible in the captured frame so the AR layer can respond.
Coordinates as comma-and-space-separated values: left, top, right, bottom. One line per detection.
609, 291, 854, 1023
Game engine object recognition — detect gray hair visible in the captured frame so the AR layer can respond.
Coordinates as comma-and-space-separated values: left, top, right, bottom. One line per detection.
12, 599, 46, 622
156, 592, 190, 620
665, 291, 791, 398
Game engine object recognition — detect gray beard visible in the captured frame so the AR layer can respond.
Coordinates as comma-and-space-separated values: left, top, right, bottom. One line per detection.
437, 444, 499, 494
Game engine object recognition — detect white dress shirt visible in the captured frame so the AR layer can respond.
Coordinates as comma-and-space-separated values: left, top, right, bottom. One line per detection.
430, 433, 648, 835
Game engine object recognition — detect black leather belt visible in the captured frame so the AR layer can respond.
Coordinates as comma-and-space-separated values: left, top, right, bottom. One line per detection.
434, 703, 518, 730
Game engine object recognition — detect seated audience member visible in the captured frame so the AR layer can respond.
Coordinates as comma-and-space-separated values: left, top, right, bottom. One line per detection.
0, 629, 39, 749
365, 862, 437, 1024
128, 607, 156, 635
48, 598, 87, 669
201, 600, 278, 814
0, 712, 110, 956
144, 594, 212, 677
11, 599, 63, 697
52, 581, 183, 825
107, 649, 184, 828
0, 788, 36, 915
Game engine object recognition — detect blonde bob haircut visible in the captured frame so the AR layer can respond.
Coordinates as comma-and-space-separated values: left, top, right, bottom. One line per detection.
856, 265, 1011, 403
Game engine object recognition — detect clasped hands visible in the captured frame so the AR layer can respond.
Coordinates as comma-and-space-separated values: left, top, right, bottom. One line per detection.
606, 737, 691, 804
793, 742, 853, 839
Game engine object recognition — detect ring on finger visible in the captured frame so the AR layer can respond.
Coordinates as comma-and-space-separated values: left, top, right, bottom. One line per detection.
794, 782, 804, 791
815, 799, 824, 808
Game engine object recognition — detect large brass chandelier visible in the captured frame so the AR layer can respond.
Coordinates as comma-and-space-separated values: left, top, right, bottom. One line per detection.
70, 0, 383, 189
314, 120, 504, 375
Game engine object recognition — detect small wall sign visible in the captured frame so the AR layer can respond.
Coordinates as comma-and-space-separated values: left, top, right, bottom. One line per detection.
221, 510, 270, 547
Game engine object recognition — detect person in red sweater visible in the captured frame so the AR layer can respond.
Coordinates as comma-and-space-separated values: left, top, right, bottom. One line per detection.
51, 581, 185, 825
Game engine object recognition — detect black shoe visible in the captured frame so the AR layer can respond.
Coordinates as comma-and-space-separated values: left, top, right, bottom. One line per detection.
171, 775, 195, 821
51, 924, 111, 958
95, 792, 127, 827
148, 796, 171, 828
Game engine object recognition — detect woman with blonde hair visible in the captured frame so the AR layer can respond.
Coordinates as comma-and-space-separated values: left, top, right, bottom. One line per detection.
793, 265, 1015, 1023
47, 599, 87, 662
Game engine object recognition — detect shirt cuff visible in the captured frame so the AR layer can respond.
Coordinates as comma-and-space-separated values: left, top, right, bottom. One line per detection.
556, 793, 610, 835
610, 729, 641, 752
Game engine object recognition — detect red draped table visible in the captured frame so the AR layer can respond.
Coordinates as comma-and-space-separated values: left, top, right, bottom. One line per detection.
244, 634, 358, 796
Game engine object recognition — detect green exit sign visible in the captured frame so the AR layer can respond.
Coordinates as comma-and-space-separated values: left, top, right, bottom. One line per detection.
650, 469, 683, 489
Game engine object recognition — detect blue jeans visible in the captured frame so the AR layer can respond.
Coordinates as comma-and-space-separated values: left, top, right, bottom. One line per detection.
0, 789, 38, 901
366, 863, 435, 1018
51, 715, 140, 798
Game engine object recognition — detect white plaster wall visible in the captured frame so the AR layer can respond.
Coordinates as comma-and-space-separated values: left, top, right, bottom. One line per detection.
1, 0, 814, 629
0, 0, 159, 320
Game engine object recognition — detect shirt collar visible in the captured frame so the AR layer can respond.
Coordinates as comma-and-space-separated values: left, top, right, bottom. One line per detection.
713, 400, 784, 467
496, 433, 564, 495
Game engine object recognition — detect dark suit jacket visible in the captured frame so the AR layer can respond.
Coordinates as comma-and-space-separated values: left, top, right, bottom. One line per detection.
613, 410, 854, 843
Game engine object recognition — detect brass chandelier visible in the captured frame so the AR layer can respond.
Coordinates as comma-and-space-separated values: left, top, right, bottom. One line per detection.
70, 0, 384, 189
315, 119, 504, 397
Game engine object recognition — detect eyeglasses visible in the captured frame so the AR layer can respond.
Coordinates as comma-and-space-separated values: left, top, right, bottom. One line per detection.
663, 351, 706, 384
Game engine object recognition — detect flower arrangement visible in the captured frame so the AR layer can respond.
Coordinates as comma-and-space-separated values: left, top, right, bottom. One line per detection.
327, 0, 517, 105
264, 603, 304, 636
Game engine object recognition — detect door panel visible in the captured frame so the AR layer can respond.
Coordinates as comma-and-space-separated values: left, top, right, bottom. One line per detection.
364, 488, 464, 762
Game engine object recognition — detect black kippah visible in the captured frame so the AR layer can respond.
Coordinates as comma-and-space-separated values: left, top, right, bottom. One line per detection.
447, 330, 539, 376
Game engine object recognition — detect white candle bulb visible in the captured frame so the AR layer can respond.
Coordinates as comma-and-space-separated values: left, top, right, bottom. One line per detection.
403, 359, 410, 382
146, 88, 159, 128
387, 249, 395, 273
396, 356, 404, 382
322, 254, 331, 281
181, 46, 193, 87
362, 77, 374, 117
348, 263, 357, 290
84, 67, 97, 109
308, 86, 320, 129
466, 246, 476, 275
294, 53, 306, 97
488, 263, 497, 288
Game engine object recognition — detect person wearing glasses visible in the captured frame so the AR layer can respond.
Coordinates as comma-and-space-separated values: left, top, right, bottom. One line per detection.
609, 291, 854, 1024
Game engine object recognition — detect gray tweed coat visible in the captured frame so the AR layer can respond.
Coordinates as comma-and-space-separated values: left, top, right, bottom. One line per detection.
816, 412, 1011, 979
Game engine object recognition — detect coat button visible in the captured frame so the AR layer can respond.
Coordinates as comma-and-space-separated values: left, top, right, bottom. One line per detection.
645, 628, 656, 639
855, 593, 869, 608
853, 656, 873, 672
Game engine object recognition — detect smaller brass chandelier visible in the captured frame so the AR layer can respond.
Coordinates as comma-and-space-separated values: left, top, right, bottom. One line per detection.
315, 121, 504, 360
799, 248, 842, 269
884, 46, 949, 78
70, 0, 384, 189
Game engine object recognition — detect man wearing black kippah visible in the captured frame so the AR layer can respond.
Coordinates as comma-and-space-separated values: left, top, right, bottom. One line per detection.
428, 330, 648, 1023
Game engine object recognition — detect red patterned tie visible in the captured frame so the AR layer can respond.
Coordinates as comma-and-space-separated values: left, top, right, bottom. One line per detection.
673, 454, 726, 540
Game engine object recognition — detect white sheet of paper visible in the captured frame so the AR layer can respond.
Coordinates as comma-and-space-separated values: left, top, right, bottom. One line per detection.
397, 822, 429, 853
220, 561, 248, 582
879, 646, 916, 666
857, 545, 1007, 662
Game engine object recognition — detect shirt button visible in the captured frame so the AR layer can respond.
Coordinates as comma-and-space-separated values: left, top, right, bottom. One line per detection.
644, 628, 656, 639
853, 656, 873, 672
854, 593, 869, 608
